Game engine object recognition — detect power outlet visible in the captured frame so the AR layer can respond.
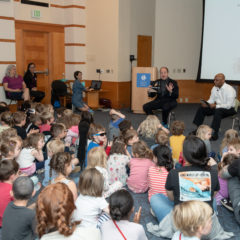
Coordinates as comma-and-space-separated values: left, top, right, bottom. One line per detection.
106, 69, 110, 73
179, 98, 183, 103
185, 98, 188, 103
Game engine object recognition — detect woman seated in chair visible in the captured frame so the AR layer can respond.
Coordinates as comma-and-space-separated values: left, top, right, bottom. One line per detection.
23, 62, 45, 102
2, 64, 30, 101
72, 71, 93, 112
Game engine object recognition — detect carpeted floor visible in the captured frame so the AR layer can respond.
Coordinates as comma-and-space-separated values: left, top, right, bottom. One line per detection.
93, 103, 240, 239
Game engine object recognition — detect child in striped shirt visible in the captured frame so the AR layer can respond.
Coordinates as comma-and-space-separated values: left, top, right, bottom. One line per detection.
148, 144, 173, 201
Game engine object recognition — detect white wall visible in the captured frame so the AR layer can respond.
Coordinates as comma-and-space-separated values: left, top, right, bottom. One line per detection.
118, 0, 156, 82
154, 0, 202, 79
86, 0, 119, 82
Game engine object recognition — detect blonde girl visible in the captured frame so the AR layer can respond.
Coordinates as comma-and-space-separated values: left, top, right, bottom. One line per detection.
127, 140, 155, 193
220, 129, 239, 155
50, 152, 78, 200
17, 133, 44, 176
196, 125, 212, 156
73, 168, 109, 227
87, 147, 122, 198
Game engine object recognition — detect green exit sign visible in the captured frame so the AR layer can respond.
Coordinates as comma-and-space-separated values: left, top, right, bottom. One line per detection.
31, 10, 41, 19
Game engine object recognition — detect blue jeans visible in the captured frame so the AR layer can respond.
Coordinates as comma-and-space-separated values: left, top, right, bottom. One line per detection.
150, 193, 174, 222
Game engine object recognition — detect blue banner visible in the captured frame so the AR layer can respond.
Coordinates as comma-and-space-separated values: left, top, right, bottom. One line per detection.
137, 73, 151, 87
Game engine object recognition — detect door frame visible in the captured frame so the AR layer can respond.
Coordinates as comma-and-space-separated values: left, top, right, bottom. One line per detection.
15, 20, 65, 103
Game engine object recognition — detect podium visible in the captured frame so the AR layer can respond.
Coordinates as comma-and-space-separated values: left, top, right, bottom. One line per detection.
131, 67, 158, 113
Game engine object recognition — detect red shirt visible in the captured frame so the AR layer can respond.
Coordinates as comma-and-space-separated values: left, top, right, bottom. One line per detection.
2, 75, 23, 90
0, 182, 13, 226
39, 124, 51, 133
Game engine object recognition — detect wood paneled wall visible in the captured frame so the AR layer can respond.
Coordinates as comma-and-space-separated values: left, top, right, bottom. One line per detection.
84, 80, 130, 109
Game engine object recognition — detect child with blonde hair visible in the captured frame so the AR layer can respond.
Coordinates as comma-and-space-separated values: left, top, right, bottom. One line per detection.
87, 147, 123, 198
127, 140, 155, 193
220, 129, 239, 155
169, 120, 185, 167
73, 168, 109, 227
172, 200, 212, 240
17, 133, 44, 176
138, 115, 169, 147
42, 139, 65, 186
196, 125, 212, 156
65, 114, 81, 146
50, 152, 78, 200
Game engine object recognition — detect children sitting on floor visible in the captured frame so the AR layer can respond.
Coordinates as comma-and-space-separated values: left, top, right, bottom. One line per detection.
17, 133, 44, 176
108, 109, 126, 141
49, 152, 78, 201
172, 200, 212, 240
73, 168, 109, 227
0, 160, 19, 229
107, 136, 130, 186
100, 189, 148, 240
169, 120, 185, 167
127, 140, 155, 193
196, 124, 213, 157
87, 147, 122, 198
123, 129, 139, 157
2, 176, 36, 240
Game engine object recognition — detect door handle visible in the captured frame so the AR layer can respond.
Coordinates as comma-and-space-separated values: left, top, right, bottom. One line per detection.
35, 69, 49, 76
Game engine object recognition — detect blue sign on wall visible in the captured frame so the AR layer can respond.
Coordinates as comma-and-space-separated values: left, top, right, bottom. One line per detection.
137, 73, 151, 87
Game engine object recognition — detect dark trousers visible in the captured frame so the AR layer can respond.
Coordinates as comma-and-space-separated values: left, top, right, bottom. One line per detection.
143, 99, 177, 124
30, 90, 45, 102
193, 106, 236, 135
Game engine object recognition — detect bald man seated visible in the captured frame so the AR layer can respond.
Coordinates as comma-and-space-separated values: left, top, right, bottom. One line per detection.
193, 73, 236, 141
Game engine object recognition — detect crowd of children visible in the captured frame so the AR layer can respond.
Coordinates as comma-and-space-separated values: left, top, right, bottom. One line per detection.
0, 100, 239, 240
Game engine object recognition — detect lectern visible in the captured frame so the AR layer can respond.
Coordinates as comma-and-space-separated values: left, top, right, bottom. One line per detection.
131, 67, 158, 113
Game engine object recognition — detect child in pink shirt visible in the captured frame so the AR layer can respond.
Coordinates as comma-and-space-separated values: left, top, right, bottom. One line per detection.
127, 140, 155, 193
39, 112, 54, 133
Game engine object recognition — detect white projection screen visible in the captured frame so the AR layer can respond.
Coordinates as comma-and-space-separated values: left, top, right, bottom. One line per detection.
198, 0, 240, 82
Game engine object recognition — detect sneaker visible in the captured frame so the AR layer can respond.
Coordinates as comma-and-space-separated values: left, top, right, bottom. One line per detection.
150, 208, 156, 217
221, 198, 234, 212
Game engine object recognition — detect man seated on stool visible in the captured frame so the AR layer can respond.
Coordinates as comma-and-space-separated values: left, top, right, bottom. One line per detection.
143, 67, 179, 127
193, 73, 236, 141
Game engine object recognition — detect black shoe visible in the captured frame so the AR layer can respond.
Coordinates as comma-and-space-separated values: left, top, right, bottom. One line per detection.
221, 198, 234, 212
210, 134, 218, 141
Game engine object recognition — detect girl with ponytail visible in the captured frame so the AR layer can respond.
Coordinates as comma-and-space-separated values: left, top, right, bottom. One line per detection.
127, 140, 155, 193
100, 189, 148, 240
150, 135, 219, 223
36, 183, 101, 240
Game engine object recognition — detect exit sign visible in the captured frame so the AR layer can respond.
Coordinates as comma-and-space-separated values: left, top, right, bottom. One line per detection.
31, 10, 41, 19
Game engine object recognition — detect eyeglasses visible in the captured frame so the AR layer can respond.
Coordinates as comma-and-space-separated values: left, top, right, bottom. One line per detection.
94, 132, 106, 136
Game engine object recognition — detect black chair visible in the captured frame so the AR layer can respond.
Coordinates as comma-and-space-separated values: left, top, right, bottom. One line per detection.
4, 90, 24, 107
51, 80, 71, 107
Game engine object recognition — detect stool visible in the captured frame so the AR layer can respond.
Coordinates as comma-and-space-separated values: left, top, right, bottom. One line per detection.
153, 109, 176, 127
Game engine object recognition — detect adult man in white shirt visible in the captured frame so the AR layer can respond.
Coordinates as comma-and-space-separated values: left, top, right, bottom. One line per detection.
193, 73, 236, 141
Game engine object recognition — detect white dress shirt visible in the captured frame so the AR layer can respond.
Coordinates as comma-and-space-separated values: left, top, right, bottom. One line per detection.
207, 83, 236, 109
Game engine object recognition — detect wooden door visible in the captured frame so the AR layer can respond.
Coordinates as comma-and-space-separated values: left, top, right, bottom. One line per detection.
15, 21, 65, 104
137, 35, 152, 67
23, 31, 49, 103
